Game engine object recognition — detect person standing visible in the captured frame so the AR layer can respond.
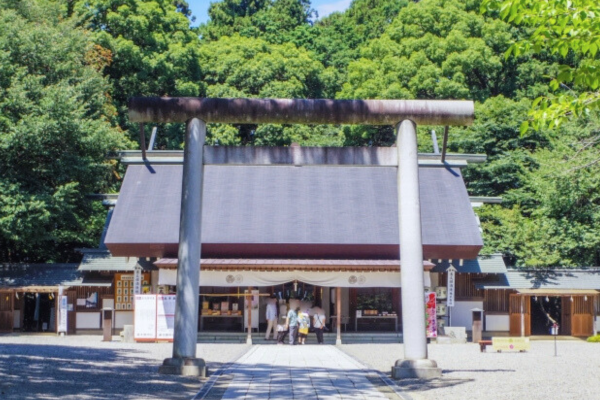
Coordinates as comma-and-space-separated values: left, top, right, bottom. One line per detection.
285, 306, 300, 345
298, 309, 311, 345
265, 297, 278, 340
313, 307, 327, 344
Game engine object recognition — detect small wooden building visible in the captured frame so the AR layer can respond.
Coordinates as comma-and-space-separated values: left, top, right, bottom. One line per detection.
480, 269, 600, 337
0, 263, 84, 334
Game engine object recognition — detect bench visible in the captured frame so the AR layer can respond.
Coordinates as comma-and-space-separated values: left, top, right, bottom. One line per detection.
479, 340, 492, 352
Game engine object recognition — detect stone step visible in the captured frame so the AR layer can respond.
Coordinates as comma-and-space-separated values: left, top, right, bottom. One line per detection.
197, 332, 403, 344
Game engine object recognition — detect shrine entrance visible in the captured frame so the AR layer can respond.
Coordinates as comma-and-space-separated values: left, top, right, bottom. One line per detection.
127, 97, 475, 378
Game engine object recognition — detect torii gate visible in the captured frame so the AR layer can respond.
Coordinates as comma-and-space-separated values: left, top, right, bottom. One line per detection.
128, 97, 474, 379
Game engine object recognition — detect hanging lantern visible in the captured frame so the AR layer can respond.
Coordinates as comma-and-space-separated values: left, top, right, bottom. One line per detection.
545, 296, 549, 302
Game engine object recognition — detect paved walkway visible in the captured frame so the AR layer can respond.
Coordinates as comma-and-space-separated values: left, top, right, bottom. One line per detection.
196, 345, 404, 400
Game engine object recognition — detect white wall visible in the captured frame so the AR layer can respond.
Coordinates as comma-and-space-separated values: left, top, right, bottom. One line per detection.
486, 314, 510, 331
115, 311, 133, 329
449, 301, 483, 329
75, 312, 100, 329
103, 298, 114, 309
76, 312, 101, 329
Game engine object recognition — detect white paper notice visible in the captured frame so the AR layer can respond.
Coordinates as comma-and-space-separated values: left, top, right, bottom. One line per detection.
156, 295, 176, 340
134, 295, 157, 340
58, 296, 68, 333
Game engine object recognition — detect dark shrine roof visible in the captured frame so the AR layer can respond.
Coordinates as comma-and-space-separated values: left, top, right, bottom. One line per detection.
0, 264, 81, 289
105, 164, 483, 259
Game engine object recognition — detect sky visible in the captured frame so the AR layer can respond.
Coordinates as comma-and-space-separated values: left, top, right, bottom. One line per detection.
187, 0, 352, 26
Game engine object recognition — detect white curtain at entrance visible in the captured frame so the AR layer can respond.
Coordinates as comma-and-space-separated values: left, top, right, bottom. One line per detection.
158, 269, 431, 288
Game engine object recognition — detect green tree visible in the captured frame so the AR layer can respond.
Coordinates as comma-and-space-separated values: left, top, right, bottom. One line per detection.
201, 0, 316, 44
0, 0, 127, 262
72, 0, 203, 148
338, 0, 555, 145
199, 34, 343, 145
481, 0, 600, 131
478, 113, 600, 266
452, 96, 549, 196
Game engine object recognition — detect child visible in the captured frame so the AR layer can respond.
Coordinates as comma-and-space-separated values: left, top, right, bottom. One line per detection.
298, 308, 311, 345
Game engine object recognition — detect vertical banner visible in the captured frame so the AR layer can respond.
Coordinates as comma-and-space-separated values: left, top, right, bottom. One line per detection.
156, 295, 176, 340
447, 266, 456, 307
58, 295, 68, 333
134, 294, 157, 340
425, 292, 437, 338
133, 265, 142, 295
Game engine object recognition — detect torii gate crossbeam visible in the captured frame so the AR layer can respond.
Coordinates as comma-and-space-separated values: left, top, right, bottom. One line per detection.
129, 97, 474, 380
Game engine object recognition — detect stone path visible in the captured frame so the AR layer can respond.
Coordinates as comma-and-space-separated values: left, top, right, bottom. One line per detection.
195, 345, 404, 400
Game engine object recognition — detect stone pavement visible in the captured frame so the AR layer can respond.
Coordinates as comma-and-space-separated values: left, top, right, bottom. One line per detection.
195, 345, 405, 400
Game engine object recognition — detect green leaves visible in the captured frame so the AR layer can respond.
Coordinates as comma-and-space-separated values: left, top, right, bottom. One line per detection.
0, 0, 127, 262
482, 0, 600, 131
73, 0, 203, 145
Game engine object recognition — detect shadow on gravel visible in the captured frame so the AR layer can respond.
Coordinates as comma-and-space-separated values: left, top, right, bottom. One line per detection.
385, 368, 514, 394
391, 377, 475, 392
0, 343, 202, 400
442, 369, 515, 373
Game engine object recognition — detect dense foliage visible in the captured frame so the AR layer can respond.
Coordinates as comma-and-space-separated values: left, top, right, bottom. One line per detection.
1, 0, 599, 266
0, 0, 127, 262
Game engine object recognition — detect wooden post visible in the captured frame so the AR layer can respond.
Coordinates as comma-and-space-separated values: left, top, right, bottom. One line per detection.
336, 287, 342, 345
246, 287, 252, 344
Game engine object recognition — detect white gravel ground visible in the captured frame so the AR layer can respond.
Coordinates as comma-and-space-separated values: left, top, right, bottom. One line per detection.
3, 335, 598, 400
0, 334, 249, 400
341, 340, 600, 400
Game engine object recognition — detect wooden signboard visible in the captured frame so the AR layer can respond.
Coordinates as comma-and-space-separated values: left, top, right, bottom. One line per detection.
115, 272, 150, 310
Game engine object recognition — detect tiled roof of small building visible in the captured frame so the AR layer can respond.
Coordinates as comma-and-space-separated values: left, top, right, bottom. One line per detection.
430, 254, 506, 274
0, 263, 81, 288
77, 249, 156, 272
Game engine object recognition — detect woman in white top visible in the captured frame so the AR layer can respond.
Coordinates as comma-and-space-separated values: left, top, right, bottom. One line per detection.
312, 307, 327, 344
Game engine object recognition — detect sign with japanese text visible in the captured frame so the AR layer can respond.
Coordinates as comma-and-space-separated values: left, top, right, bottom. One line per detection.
447, 266, 456, 307
133, 265, 142, 295
156, 295, 176, 340
58, 295, 68, 333
134, 294, 157, 340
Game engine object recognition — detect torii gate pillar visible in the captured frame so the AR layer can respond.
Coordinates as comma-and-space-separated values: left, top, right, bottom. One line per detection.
393, 120, 442, 379
159, 118, 207, 377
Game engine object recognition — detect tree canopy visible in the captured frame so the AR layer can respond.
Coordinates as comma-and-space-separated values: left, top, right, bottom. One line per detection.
481, 0, 600, 132
0, 0, 127, 262
1, 0, 600, 267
